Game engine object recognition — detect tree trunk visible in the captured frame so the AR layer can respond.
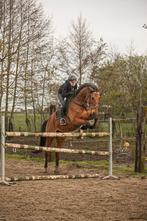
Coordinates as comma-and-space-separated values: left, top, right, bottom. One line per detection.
10, 2, 23, 124
135, 106, 145, 172
40, 70, 46, 124
30, 61, 37, 132
0, 0, 6, 112
5, 0, 13, 131
24, 6, 31, 131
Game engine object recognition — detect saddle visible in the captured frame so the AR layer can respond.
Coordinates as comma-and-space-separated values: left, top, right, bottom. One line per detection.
56, 109, 63, 119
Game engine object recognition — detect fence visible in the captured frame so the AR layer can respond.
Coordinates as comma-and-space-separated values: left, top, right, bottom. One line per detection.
0, 116, 117, 185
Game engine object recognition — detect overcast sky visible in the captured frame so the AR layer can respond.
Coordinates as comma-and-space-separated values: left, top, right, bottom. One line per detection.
38, 0, 147, 54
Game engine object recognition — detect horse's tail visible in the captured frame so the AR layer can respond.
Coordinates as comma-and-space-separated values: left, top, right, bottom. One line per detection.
39, 120, 48, 146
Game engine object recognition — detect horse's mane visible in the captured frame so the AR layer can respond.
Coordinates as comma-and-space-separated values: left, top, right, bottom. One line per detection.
75, 83, 98, 96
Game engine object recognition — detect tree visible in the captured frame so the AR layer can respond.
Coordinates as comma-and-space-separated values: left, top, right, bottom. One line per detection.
95, 51, 147, 172
57, 15, 107, 85
0, 0, 55, 131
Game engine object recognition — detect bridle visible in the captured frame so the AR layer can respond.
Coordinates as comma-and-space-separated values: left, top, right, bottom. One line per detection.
73, 91, 100, 110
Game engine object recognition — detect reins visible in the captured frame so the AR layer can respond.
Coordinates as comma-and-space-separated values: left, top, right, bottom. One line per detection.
73, 100, 99, 110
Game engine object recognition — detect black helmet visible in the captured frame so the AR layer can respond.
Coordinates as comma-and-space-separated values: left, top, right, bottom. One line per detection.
68, 75, 77, 81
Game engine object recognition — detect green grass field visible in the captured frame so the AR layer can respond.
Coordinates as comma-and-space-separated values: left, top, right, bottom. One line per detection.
4, 113, 144, 140
6, 153, 147, 177
7, 113, 49, 132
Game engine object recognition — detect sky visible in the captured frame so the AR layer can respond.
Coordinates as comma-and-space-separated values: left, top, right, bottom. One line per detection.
38, 0, 147, 54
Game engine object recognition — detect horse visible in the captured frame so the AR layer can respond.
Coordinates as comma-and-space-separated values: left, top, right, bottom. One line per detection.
40, 83, 101, 173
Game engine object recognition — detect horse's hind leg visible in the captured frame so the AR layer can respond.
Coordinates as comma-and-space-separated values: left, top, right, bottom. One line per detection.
54, 138, 65, 174
44, 138, 53, 173
44, 152, 49, 173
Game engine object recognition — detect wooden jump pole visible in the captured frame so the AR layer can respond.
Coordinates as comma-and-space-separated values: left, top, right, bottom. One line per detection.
5, 173, 101, 182
6, 131, 109, 137
5, 143, 109, 156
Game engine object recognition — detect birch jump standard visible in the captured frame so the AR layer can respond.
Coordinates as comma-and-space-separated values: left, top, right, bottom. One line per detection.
5, 143, 109, 156
6, 131, 109, 137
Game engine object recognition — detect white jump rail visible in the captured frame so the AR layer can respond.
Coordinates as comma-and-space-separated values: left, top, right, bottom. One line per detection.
0, 116, 118, 185
6, 131, 110, 137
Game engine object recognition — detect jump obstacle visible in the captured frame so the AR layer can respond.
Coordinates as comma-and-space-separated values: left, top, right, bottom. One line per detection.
0, 116, 118, 185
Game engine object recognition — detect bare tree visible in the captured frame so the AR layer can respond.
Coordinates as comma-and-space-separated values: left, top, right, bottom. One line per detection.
69, 15, 92, 84
0, 0, 55, 131
4, 0, 14, 130
57, 15, 107, 85
10, 0, 24, 124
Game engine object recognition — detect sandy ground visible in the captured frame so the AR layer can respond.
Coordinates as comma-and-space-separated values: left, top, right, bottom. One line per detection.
0, 158, 147, 221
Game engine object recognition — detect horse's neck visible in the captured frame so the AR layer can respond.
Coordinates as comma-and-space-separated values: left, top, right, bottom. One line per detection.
74, 88, 88, 102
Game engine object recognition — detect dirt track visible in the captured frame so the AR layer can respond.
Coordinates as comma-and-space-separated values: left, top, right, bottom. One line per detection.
0, 159, 147, 221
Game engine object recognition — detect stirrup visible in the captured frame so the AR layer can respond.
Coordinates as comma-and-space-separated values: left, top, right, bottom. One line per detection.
60, 118, 66, 126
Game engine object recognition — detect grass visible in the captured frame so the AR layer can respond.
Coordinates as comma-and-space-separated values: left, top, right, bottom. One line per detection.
6, 153, 147, 177
6, 152, 43, 163
113, 164, 147, 177
4, 112, 141, 135
6, 112, 49, 132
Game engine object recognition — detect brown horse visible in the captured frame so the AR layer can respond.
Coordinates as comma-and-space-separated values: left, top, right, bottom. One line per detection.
40, 83, 100, 173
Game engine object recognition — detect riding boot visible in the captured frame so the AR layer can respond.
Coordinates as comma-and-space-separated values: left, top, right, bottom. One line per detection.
60, 106, 66, 125
60, 118, 66, 125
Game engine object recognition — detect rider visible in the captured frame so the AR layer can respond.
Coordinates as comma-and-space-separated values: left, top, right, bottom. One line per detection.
58, 75, 78, 125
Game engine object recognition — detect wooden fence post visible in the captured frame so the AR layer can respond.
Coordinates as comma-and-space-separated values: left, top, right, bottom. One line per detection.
135, 106, 146, 172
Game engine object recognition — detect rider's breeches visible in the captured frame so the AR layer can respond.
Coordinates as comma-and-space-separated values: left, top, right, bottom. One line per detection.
58, 93, 66, 117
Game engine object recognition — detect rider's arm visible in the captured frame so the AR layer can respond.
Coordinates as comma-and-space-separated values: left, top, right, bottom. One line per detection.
61, 84, 73, 98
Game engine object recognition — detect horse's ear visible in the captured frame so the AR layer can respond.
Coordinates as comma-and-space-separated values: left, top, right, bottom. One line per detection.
95, 84, 101, 92
97, 86, 102, 94
98, 87, 103, 96
89, 86, 99, 93
91, 83, 99, 92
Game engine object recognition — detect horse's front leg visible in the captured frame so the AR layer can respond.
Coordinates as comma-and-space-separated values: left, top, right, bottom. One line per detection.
74, 117, 88, 126
44, 152, 49, 173
55, 138, 65, 174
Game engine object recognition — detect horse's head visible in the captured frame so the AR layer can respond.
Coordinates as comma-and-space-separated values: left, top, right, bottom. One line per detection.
77, 84, 100, 110
72, 83, 100, 110
67, 83, 101, 127
85, 89, 100, 110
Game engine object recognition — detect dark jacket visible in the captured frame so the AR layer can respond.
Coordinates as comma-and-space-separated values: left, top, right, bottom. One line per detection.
58, 80, 77, 100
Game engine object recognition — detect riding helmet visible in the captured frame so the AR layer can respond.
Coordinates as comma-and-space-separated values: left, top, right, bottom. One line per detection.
68, 75, 77, 81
